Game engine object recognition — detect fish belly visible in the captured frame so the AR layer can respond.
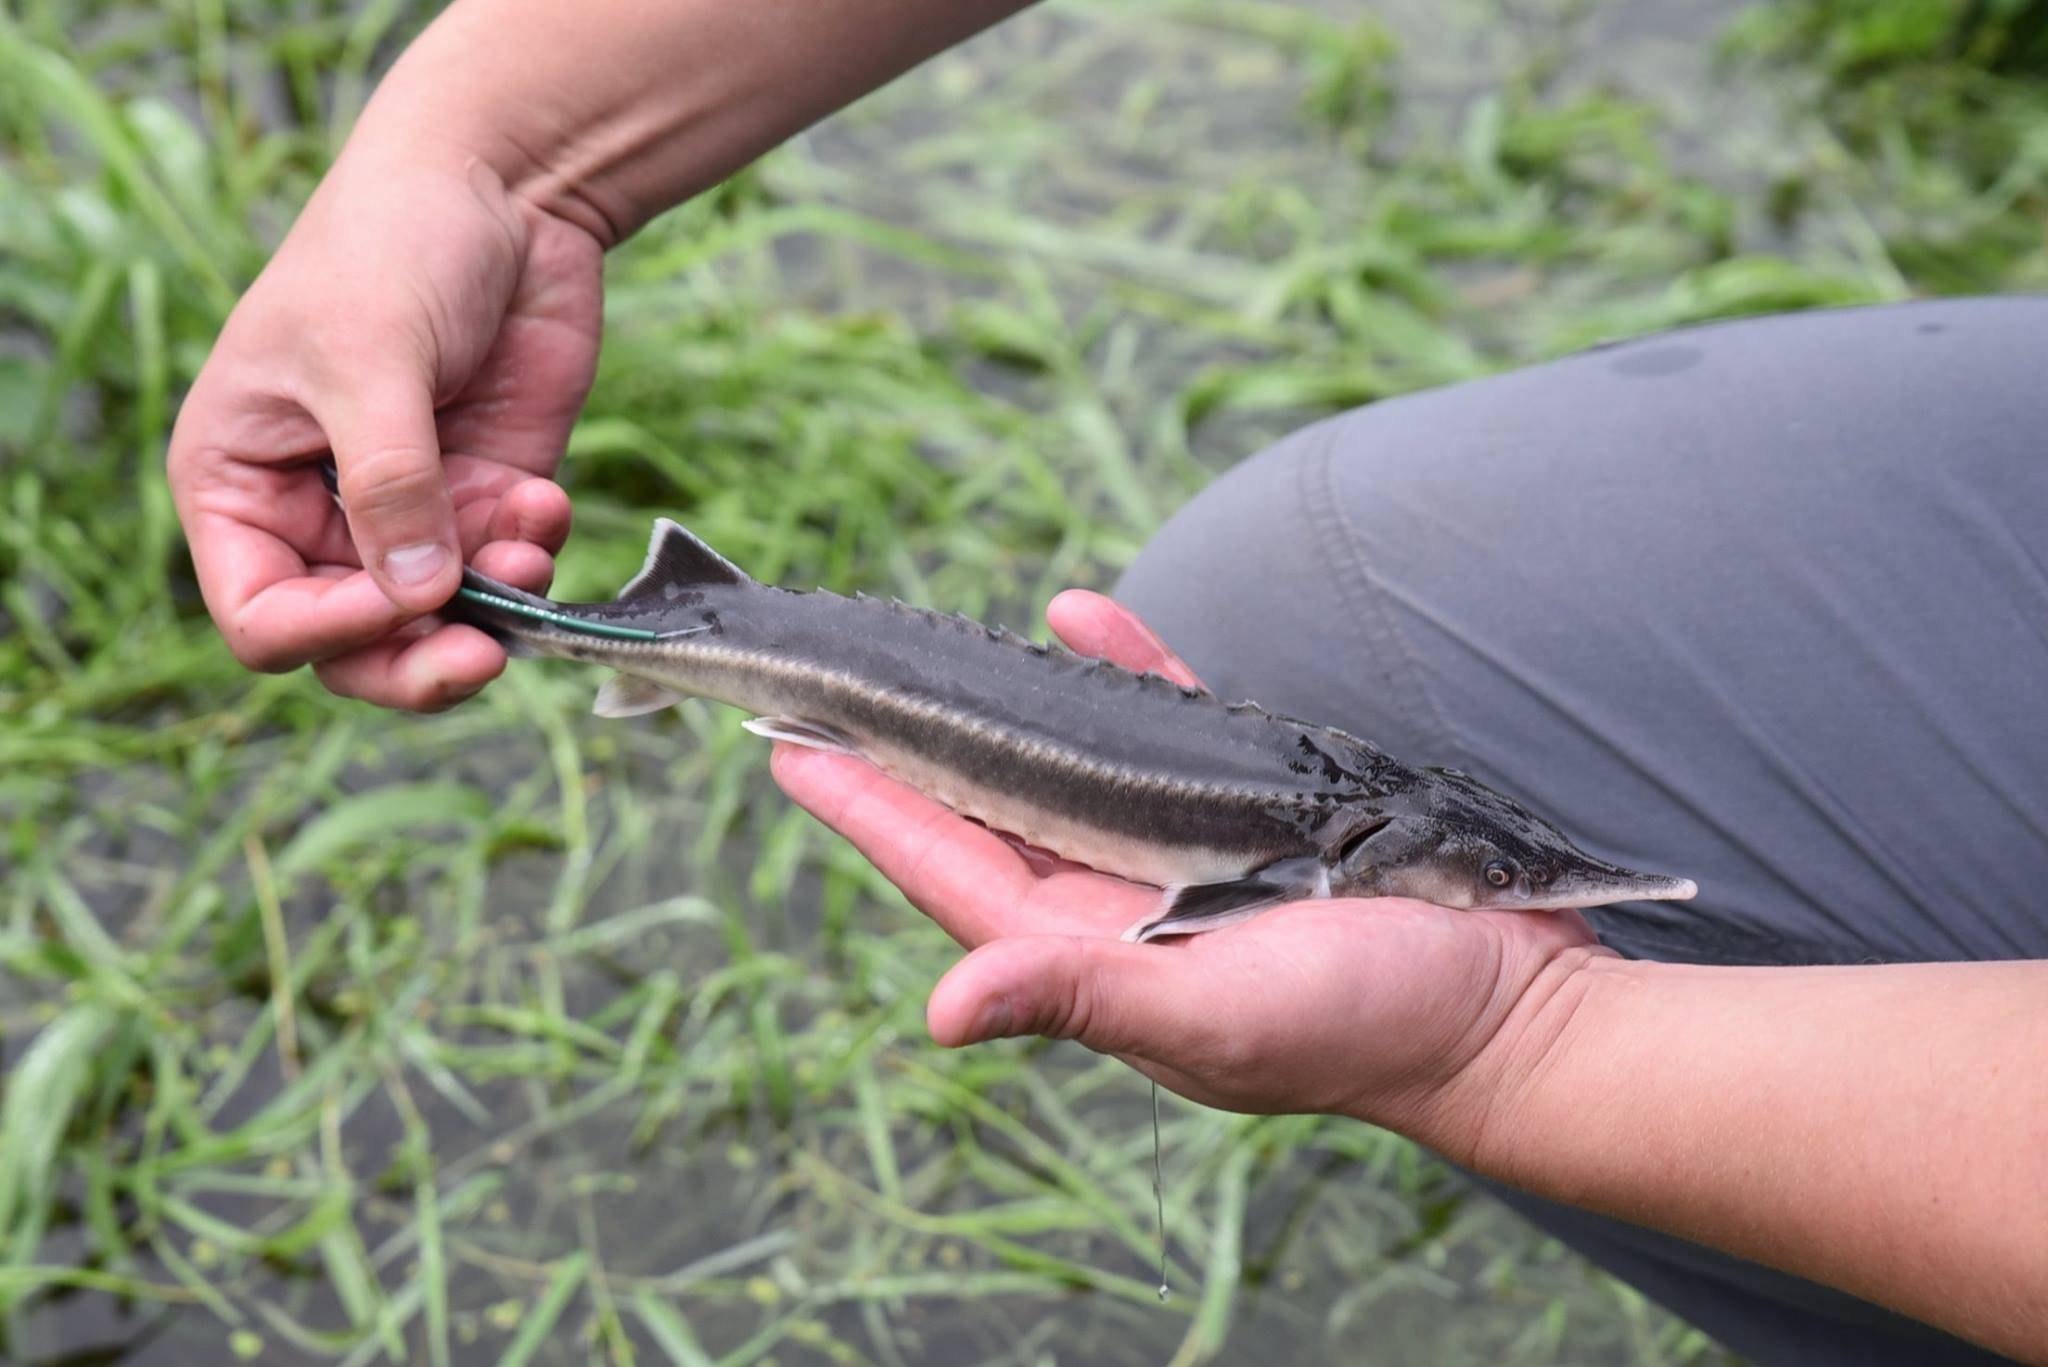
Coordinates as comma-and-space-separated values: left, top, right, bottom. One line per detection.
854, 733, 1257, 888
620, 652, 1282, 889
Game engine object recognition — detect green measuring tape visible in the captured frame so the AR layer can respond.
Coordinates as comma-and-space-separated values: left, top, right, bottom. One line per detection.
458, 586, 660, 642
318, 460, 660, 642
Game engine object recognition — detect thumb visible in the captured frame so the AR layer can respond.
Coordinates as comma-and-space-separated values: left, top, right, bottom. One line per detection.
928, 934, 1222, 1060
313, 373, 460, 612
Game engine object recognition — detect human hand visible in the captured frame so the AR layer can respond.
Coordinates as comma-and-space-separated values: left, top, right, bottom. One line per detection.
776, 599, 2048, 1360
166, 0, 1049, 713
771, 591, 1610, 1151
167, 141, 600, 710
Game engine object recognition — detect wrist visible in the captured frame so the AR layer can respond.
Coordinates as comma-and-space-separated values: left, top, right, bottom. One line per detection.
1391, 943, 1634, 1174
344, 3, 650, 247
346, 0, 1037, 251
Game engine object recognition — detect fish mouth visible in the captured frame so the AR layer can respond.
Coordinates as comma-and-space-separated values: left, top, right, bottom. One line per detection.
1516, 870, 1698, 912
1598, 873, 1697, 902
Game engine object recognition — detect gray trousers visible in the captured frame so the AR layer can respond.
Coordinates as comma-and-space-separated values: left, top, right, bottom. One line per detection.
1117, 298, 2047, 1366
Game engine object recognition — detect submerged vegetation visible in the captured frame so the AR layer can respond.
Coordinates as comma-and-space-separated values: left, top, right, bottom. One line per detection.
2, 0, 2044, 1362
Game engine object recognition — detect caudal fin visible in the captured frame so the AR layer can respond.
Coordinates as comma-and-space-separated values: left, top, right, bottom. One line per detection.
616, 520, 752, 600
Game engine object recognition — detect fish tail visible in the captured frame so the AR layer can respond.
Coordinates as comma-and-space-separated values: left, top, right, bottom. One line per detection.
442, 519, 753, 652
320, 451, 743, 662
441, 521, 757, 714
442, 568, 564, 658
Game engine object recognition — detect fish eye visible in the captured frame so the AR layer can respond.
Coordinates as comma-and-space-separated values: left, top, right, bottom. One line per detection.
1484, 860, 1513, 888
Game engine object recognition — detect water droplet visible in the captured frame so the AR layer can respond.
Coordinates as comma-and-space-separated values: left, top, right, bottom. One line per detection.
1152, 1079, 1170, 1302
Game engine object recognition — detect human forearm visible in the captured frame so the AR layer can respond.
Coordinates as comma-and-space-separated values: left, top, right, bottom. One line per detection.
171, 0, 1031, 702
1432, 953, 2048, 1362
351, 0, 1034, 245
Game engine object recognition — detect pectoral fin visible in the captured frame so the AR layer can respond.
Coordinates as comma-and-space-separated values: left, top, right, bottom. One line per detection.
741, 716, 856, 754
593, 673, 685, 718
1120, 856, 1330, 943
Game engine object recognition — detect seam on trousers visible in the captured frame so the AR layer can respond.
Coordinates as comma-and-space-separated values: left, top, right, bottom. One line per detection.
1299, 420, 1461, 766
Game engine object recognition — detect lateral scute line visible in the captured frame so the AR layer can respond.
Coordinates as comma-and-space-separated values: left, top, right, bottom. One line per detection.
657, 640, 1330, 809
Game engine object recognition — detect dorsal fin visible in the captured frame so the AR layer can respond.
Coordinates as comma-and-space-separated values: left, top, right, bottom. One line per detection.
616, 519, 750, 600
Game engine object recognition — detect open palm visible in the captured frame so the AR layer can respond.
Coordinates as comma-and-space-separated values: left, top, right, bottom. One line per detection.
773, 590, 1604, 1137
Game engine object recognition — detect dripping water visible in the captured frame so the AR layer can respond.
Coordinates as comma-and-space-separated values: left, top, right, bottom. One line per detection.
1152, 1078, 1170, 1302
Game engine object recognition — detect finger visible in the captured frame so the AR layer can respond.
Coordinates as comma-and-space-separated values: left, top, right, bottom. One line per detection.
312, 622, 507, 712
449, 463, 574, 558
312, 374, 460, 613
1045, 590, 1206, 690
173, 484, 410, 670
489, 474, 573, 554
772, 746, 1035, 945
928, 934, 1235, 1066
471, 540, 556, 593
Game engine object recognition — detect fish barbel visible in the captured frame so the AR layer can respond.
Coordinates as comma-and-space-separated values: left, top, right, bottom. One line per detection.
445, 519, 1697, 940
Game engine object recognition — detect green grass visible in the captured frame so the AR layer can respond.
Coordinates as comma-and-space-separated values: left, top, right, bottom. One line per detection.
3, 0, 2044, 1362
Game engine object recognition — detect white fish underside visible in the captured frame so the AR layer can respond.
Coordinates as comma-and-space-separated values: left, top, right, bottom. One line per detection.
800, 721, 1254, 888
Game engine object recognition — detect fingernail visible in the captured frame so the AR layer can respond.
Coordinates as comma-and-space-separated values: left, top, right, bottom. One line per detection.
969, 997, 1013, 1043
383, 542, 450, 587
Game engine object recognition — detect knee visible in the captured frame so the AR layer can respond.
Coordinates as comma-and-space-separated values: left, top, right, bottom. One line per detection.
1116, 417, 1367, 717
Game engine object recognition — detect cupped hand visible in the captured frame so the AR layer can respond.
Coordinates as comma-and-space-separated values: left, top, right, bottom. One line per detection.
772, 591, 1609, 1150
167, 143, 602, 710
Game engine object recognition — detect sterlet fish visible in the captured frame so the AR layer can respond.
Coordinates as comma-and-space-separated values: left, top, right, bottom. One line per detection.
435, 517, 1698, 941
